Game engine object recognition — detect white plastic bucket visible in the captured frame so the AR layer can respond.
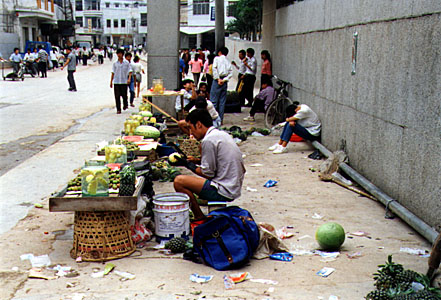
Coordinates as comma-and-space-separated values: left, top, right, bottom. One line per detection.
152, 193, 190, 240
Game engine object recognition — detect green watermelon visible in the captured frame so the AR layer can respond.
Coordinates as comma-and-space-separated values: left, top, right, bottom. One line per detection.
134, 125, 160, 139
139, 111, 153, 118
315, 222, 345, 250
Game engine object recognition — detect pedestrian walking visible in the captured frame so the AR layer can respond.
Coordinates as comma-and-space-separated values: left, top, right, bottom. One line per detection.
61, 47, 77, 92
32, 48, 40, 76
108, 47, 113, 61
75, 46, 81, 65
49, 48, 58, 71
181, 49, 190, 75
98, 47, 104, 64
125, 52, 136, 107
81, 47, 88, 66
203, 54, 215, 92
241, 48, 257, 107
210, 47, 233, 122
189, 53, 203, 86
110, 49, 132, 114
132, 55, 145, 98
37, 45, 48, 78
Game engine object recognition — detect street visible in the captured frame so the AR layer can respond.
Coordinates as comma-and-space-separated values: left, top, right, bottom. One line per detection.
0, 59, 434, 300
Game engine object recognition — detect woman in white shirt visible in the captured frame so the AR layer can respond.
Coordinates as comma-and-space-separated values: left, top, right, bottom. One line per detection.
132, 56, 145, 98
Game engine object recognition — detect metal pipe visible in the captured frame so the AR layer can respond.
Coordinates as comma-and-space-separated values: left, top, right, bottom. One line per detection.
312, 141, 439, 244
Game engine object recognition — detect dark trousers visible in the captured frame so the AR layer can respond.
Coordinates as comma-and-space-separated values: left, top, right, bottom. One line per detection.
206, 74, 213, 92
38, 61, 47, 77
12, 62, 20, 74
129, 79, 135, 104
210, 79, 228, 121
98, 55, 104, 64
241, 74, 256, 106
249, 98, 265, 117
114, 84, 128, 112
193, 72, 200, 86
67, 70, 76, 90
82, 55, 87, 65
235, 73, 243, 91
76, 56, 80, 65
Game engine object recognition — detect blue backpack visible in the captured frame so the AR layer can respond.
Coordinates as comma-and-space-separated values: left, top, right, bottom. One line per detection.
193, 206, 260, 270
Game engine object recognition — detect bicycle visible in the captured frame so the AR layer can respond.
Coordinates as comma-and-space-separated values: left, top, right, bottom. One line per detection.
264, 75, 293, 128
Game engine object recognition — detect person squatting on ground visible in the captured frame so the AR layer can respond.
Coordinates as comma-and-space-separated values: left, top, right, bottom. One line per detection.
268, 102, 321, 154
37, 45, 49, 78
173, 109, 245, 220
210, 47, 233, 122
125, 52, 136, 107
243, 76, 277, 122
178, 96, 222, 135
110, 49, 132, 114
61, 47, 77, 92
9, 48, 22, 75
132, 56, 145, 98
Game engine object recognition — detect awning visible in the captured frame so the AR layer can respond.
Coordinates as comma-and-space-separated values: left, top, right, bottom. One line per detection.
180, 26, 214, 35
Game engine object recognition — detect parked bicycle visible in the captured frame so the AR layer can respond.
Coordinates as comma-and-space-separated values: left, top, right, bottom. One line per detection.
264, 75, 293, 128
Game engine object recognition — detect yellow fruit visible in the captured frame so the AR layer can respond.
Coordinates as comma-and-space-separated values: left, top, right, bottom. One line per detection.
168, 153, 182, 163
85, 175, 94, 183
87, 181, 97, 195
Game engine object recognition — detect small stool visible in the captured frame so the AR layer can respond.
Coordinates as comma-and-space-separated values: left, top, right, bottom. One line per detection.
208, 201, 227, 213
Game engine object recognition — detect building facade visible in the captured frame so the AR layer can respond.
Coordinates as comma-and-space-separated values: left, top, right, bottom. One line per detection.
180, 0, 238, 51
74, 0, 147, 47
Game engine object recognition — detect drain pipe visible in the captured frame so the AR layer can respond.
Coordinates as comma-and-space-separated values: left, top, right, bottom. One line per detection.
312, 141, 439, 244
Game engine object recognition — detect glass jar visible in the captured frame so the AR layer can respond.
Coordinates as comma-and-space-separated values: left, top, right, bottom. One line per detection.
81, 165, 109, 197
104, 144, 127, 164
152, 78, 164, 94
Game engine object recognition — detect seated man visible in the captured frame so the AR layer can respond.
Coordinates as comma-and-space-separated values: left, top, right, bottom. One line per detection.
178, 96, 222, 135
173, 109, 246, 220
197, 82, 210, 100
268, 102, 321, 154
175, 79, 197, 114
243, 76, 276, 121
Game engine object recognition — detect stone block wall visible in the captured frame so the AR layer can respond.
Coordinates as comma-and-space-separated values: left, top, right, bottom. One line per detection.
264, 0, 441, 231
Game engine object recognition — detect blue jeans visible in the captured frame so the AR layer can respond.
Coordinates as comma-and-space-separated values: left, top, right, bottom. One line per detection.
129, 78, 135, 104
210, 80, 228, 121
280, 122, 319, 142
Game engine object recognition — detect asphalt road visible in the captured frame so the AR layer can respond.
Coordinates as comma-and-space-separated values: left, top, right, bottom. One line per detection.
0, 58, 146, 234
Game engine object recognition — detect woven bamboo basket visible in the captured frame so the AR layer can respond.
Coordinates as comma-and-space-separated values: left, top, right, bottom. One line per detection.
177, 138, 201, 158
71, 211, 135, 262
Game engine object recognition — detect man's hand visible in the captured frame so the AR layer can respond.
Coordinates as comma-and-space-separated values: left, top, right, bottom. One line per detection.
61, 66, 64, 70
127, 79, 131, 85
218, 79, 225, 85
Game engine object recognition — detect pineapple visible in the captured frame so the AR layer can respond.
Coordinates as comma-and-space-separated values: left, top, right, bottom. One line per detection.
365, 290, 391, 300
375, 274, 396, 290
377, 255, 404, 277
395, 269, 421, 284
119, 165, 136, 196
165, 237, 187, 253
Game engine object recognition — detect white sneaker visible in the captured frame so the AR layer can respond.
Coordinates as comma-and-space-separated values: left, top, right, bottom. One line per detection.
243, 116, 255, 121
273, 146, 288, 154
268, 143, 280, 151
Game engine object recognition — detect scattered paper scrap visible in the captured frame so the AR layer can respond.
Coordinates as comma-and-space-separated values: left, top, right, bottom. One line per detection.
316, 267, 335, 278
315, 250, 340, 259
28, 268, 57, 280
400, 247, 429, 256
312, 213, 324, 220
264, 180, 278, 188
269, 252, 293, 262
20, 254, 51, 268
114, 270, 136, 281
347, 252, 363, 259
91, 271, 105, 278
329, 296, 339, 300
349, 231, 371, 238
276, 227, 294, 239
290, 249, 314, 256
250, 163, 263, 167
250, 278, 278, 285
246, 186, 257, 192
190, 273, 213, 283
223, 275, 234, 289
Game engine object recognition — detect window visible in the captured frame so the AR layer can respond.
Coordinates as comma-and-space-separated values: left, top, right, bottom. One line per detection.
114, 19, 118, 27
133, 2, 138, 7
75, 16, 83, 27
227, 1, 236, 17
75, 0, 83, 11
121, 19, 126, 27
193, 0, 209, 15
106, 19, 111, 27
105, 2, 109, 7
114, 3, 119, 7
140, 13, 147, 26
125, 3, 129, 7
132, 18, 136, 28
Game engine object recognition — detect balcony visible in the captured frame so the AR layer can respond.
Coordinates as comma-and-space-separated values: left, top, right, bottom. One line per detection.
83, 10, 103, 17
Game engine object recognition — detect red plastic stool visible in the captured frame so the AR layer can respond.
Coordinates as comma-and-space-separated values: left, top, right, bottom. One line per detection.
290, 134, 303, 142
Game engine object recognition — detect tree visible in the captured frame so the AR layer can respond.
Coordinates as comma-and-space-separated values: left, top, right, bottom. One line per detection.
226, 0, 262, 41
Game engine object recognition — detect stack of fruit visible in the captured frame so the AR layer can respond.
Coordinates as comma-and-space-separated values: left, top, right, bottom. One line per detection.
151, 160, 181, 182
104, 145, 127, 164
67, 174, 82, 192
109, 168, 120, 190
221, 126, 271, 142
119, 165, 137, 196
165, 237, 187, 253
80, 166, 109, 197
365, 255, 441, 300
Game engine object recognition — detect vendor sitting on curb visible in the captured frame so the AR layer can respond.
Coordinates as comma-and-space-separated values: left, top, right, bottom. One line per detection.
268, 101, 321, 154
243, 75, 276, 122
173, 109, 246, 220
175, 79, 197, 114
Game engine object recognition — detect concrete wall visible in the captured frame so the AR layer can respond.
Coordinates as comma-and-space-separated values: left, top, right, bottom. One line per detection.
266, 0, 441, 231
0, 33, 19, 58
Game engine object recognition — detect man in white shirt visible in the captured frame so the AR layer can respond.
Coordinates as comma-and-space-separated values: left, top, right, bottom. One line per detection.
231, 49, 247, 101
268, 102, 321, 154
241, 48, 257, 107
210, 47, 233, 122
110, 49, 132, 114
9, 48, 22, 74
